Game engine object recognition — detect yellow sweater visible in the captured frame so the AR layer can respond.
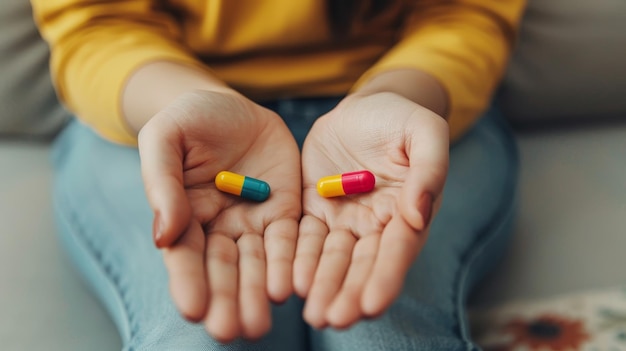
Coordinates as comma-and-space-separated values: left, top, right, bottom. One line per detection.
31, 0, 525, 145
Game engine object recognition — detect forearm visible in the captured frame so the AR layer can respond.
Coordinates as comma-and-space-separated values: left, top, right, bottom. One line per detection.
353, 68, 449, 120
123, 61, 237, 133
352, 1, 525, 141
33, 1, 248, 144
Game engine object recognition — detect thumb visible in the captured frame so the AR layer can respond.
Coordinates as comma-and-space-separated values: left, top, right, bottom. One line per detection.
399, 120, 449, 231
138, 121, 192, 248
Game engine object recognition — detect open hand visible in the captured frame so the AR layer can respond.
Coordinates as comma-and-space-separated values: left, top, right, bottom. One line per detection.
138, 90, 301, 341
294, 92, 449, 329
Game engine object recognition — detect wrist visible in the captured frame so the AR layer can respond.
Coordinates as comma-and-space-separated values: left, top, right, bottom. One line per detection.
353, 68, 449, 120
123, 61, 237, 133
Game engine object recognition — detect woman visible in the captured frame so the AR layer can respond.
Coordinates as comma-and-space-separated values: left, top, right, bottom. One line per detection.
32, 0, 525, 349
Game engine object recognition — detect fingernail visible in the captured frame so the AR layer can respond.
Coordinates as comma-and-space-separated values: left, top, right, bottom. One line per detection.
417, 193, 433, 229
153, 212, 164, 248
182, 312, 204, 323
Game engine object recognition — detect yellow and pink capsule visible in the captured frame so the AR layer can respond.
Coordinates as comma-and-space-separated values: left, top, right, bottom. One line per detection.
316, 170, 376, 198
215, 171, 270, 202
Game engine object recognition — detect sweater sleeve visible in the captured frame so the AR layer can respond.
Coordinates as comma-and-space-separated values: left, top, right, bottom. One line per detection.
31, 0, 208, 145
353, 0, 526, 141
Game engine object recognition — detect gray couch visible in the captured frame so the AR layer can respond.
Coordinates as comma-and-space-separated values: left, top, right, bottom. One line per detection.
1, 1, 625, 350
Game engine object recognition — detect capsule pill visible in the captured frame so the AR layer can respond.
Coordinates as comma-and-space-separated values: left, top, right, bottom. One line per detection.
215, 171, 270, 202
316, 170, 375, 198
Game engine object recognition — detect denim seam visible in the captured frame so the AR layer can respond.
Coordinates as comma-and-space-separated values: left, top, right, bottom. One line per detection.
54, 186, 135, 346
454, 193, 517, 350
451, 120, 520, 351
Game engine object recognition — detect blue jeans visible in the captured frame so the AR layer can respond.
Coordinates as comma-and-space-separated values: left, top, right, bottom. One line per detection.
52, 97, 518, 351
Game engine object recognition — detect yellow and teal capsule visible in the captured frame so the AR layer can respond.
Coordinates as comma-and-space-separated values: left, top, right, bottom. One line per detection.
215, 171, 270, 202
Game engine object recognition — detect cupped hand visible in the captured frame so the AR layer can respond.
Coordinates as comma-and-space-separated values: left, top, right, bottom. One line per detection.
138, 90, 301, 342
294, 92, 449, 329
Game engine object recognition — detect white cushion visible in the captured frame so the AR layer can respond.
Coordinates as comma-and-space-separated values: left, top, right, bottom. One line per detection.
0, 0, 70, 137
0, 142, 120, 350
500, 0, 626, 123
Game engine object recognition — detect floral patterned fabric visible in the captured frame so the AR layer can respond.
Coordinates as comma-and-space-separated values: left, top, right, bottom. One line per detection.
470, 287, 626, 350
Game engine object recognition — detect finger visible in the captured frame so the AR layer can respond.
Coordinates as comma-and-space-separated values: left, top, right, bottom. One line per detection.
401, 119, 449, 231
325, 234, 380, 329
264, 218, 298, 303
204, 234, 240, 342
293, 215, 328, 297
162, 219, 207, 322
237, 233, 271, 340
138, 123, 191, 248
303, 229, 356, 329
361, 215, 426, 317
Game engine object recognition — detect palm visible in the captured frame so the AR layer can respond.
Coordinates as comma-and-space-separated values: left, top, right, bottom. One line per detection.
139, 91, 301, 341
181, 107, 300, 237
294, 93, 449, 329
301, 117, 412, 241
